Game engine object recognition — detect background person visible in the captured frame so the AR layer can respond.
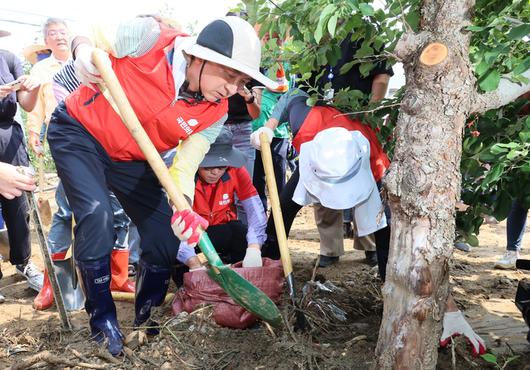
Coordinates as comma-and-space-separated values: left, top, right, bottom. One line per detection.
0, 32, 43, 293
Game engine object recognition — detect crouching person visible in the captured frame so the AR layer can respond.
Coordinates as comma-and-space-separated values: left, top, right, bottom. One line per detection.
176, 128, 267, 270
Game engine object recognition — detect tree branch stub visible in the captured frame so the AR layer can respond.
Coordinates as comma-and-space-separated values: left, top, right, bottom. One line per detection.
419, 42, 448, 66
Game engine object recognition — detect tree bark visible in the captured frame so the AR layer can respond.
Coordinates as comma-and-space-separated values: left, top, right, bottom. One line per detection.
375, 0, 477, 368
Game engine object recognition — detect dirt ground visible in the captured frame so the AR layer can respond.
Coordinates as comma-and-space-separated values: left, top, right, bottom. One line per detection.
0, 194, 529, 369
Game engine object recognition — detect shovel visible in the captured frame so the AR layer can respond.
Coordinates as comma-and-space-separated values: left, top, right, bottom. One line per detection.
25, 191, 71, 329
259, 133, 306, 329
52, 220, 85, 311
91, 49, 282, 327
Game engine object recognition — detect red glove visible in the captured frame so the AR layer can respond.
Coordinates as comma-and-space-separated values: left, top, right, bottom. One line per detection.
171, 209, 208, 247
440, 310, 486, 356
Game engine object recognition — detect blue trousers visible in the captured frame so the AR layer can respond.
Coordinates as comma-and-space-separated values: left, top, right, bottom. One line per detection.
507, 199, 528, 252
47, 181, 131, 254
48, 104, 180, 266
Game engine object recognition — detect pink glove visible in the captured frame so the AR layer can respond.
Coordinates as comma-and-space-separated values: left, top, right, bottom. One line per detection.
171, 209, 208, 247
440, 310, 486, 356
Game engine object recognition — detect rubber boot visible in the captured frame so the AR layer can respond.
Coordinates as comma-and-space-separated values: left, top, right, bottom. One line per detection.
77, 257, 123, 356
134, 259, 170, 336
33, 252, 67, 310
110, 249, 135, 293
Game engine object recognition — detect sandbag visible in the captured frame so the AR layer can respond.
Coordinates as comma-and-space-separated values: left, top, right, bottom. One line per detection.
172, 258, 284, 329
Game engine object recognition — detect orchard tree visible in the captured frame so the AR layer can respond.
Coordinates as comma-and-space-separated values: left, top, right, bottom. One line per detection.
240, 0, 530, 368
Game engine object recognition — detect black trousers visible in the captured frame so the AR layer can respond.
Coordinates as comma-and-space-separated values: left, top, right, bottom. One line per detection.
253, 137, 289, 212
0, 121, 30, 265
48, 104, 180, 266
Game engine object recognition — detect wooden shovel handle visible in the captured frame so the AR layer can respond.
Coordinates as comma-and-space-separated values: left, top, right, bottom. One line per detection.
259, 133, 293, 276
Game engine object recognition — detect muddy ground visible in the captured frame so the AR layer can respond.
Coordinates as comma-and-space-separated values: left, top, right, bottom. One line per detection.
0, 192, 529, 369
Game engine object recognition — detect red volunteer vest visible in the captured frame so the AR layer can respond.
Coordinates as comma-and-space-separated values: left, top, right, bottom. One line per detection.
66, 27, 228, 161
193, 167, 257, 226
292, 106, 390, 182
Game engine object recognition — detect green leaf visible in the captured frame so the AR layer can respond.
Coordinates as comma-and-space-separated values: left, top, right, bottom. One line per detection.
507, 24, 530, 41
506, 149, 524, 160
480, 353, 498, 365
490, 144, 509, 155
474, 60, 489, 76
339, 60, 356, 75
512, 56, 530, 76
359, 62, 375, 77
314, 4, 336, 43
328, 14, 339, 37
493, 190, 513, 221
359, 3, 374, 16
479, 69, 500, 92
306, 96, 317, 106
466, 25, 487, 32
519, 131, 530, 143
404, 9, 420, 32
482, 162, 505, 187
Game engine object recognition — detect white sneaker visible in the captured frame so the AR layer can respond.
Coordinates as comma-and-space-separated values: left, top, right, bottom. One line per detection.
15, 261, 44, 291
494, 251, 520, 270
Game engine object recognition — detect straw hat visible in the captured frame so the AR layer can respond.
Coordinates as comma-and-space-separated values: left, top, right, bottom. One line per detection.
23, 44, 51, 65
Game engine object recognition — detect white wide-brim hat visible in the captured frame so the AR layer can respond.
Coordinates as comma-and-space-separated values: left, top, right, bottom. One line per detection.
293, 127, 376, 210
183, 16, 278, 90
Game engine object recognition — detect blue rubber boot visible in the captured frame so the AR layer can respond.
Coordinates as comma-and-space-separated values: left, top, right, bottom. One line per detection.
77, 258, 124, 356
133, 259, 170, 335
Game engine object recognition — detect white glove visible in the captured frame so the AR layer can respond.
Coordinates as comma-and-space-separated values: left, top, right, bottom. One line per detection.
250, 127, 274, 151
74, 44, 107, 89
242, 247, 262, 268
440, 310, 486, 356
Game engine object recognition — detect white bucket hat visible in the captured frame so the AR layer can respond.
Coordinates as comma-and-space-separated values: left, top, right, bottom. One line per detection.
293, 127, 387, 235
183, 16, 278, 90
293, 127, 375, 209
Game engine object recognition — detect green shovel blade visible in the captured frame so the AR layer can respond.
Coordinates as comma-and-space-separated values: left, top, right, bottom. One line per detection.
198, 233, 282, 327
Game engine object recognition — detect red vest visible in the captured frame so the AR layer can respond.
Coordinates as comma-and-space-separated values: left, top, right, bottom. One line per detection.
193, 167, 256, 226
292, 106, 390, 182
66, 27, 228, 161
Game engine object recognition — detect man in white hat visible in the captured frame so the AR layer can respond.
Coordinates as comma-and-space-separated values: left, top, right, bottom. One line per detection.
47, 16, 277, 356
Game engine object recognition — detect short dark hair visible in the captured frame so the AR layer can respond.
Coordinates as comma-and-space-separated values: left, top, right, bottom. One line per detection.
43, 17, 68, 36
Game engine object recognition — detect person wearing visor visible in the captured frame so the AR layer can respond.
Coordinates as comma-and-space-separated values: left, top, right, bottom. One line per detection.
176, 128, 267, 270
47, 16, 277, 356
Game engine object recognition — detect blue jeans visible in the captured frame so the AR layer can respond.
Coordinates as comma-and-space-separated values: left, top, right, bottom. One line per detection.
48, 182, 131, 254
507, 199, 528, 252
0, 208, 4, 230
225, 121, 255, 224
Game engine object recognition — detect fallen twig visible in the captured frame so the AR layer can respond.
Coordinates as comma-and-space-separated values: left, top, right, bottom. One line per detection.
5, 350, 106, 370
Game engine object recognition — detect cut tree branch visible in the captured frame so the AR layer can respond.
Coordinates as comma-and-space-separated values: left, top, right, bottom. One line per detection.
394, 31, 431, 62
471, 69, 530, 113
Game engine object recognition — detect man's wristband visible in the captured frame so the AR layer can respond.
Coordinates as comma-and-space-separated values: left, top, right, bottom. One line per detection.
245, 95, 255, 104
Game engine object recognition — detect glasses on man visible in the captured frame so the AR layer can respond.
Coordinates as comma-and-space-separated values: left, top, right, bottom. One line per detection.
46, 30, 68, 38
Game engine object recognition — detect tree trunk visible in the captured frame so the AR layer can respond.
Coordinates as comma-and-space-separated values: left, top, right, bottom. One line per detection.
375, 1, 477, 368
